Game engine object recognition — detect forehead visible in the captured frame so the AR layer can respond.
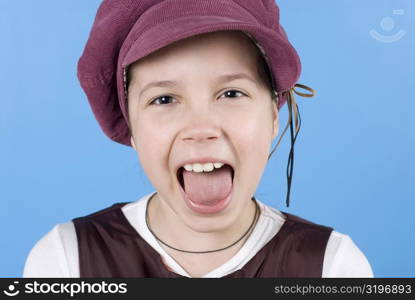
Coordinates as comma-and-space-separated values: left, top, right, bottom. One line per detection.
128, 30, 262, 82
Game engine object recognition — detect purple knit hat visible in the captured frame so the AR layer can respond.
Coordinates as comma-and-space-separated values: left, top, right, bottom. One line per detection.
77, 0, 304, 147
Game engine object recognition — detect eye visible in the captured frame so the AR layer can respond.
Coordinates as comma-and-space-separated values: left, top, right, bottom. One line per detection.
219, 89, 247, 99
149, 95, 177, 105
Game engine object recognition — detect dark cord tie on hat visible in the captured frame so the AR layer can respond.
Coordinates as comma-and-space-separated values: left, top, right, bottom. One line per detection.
268, 84, 316, 207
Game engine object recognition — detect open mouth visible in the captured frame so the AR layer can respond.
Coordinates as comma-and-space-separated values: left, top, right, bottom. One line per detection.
176, 164, 235, 191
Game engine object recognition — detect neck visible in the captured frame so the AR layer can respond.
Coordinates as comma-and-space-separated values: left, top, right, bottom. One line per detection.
147, 192, 259, 254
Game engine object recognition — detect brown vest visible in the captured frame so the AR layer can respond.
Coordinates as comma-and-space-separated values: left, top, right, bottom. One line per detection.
72, 202, 333, 278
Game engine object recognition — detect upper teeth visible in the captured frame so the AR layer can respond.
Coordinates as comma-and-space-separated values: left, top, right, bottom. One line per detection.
183, 162, 224, 173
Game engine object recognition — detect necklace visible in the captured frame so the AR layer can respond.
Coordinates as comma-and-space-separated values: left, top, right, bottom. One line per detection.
145, 192, 260, 254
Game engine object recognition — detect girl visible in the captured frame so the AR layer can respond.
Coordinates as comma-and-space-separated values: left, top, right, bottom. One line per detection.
23, 0, 373, 278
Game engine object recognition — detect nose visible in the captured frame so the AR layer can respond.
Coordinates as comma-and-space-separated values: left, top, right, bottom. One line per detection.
179, 112, 221, 145
181, 126, 220, 144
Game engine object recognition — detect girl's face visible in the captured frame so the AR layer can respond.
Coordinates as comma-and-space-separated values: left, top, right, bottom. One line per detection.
128, 31, 279, 232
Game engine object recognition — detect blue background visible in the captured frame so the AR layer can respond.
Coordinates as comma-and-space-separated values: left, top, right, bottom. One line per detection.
1, 0, 414, 277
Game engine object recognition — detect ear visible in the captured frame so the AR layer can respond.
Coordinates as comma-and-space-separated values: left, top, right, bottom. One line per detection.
271, 99, 279, 140
130, 135, 137, 150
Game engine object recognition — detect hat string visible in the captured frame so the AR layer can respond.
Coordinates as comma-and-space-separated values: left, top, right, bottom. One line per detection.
268, 83, 316, 207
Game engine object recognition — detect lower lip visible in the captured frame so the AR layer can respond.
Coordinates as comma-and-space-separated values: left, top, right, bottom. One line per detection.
178, 176, 233, 215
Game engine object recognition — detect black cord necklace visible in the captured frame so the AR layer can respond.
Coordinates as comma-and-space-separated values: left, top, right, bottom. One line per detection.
145, 192, 260, 254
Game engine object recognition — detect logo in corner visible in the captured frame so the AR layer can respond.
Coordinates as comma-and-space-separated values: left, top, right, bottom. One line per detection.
369, 9, 406, 43
3, 281, 20, 297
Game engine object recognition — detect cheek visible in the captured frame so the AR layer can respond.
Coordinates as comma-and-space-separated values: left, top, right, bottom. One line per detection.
226, 105, 273, 193
227, 105, 273, 158
134, 118, 175, 183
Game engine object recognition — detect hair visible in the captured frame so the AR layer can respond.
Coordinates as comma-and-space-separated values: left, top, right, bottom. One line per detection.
255, 51, 278, 103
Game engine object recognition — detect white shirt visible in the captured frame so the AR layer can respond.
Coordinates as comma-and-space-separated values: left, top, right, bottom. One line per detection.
23, 192, 374, 278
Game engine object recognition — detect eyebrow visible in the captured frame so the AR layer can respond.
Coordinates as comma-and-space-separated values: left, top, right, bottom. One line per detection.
138, 72, 258, 99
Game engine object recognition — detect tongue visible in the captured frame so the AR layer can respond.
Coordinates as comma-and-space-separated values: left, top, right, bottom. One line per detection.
182, 165, 233, 206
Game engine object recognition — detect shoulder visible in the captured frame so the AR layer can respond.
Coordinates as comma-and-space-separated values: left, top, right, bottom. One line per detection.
323, 231, 374, 277
280, 210, 334, 233
260, 202, 333, 233
279, 210, 374, 277
258, 202, 373, 277
72, 202, 131, 223
23, 222, 78, 277
23, 196, 145, 278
